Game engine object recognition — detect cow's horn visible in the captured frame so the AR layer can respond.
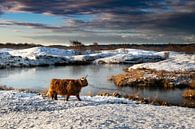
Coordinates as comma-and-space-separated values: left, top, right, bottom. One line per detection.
85, 75, 88, 78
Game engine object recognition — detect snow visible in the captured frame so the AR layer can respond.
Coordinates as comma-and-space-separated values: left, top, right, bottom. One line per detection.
94, 48, 166, 64
0, 47, 167, 68
129, 52, 195, 72
9, 47, 79, 60
1, 47, 194, 72
0, 91, 194, 129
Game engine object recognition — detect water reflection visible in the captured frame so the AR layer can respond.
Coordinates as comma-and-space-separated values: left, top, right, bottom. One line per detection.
0, 65, 189, 105
0, 65, 127, 90
121, 87, 184, 105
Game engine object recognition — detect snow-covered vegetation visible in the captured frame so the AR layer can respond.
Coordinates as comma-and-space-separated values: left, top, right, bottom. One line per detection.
94, 49, 166, 64
0, 91, 194, 129
1, 47, 194, 72
129, 52, 195, 72
0, 47, 167, 68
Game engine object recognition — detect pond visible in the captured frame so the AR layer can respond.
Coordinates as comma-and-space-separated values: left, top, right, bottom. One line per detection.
0, 65, 189, 106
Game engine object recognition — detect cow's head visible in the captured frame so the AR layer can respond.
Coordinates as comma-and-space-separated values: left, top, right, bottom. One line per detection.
80, 75, 88, 87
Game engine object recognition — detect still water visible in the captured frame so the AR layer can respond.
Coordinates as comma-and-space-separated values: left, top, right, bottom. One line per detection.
0, 65, 186, 105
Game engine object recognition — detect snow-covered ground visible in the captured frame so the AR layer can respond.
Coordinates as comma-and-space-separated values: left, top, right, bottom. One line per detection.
129, 52, 195, 72
0, 47, 167, 68
0, 47, 194, 71
0, 91, 194, 129
94, 49, 166, 64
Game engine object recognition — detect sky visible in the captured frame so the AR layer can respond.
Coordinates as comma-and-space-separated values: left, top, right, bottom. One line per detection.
0, 0, 195, 45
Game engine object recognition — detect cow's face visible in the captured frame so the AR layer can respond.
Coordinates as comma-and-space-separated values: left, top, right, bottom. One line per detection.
80, 76, 88, 87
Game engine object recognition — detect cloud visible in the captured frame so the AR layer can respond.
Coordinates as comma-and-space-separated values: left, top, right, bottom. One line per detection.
0, 20, 60, 30
0, 1, 194, 29
0, 0, 194, 44
0, 0, 189, 16
154, 12, 195, 34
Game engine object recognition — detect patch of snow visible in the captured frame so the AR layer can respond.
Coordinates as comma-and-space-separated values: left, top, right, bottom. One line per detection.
0, 48, 13, 52
129, 52, 195, 72
0, 47, 169, 68
8, 47, 79, 60
72, 52, 115, 62
0, 47, 194, 72
0, 91, 194, 129
94, 48, 166, 64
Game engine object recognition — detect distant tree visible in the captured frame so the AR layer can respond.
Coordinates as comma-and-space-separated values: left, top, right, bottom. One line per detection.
6, 42, 13, 45
93, 42, 99, 46
70, 40, 84, 47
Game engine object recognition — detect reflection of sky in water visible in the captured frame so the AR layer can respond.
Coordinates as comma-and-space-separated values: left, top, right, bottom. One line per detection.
0, 65, 126, 89
0, 65, 186, 105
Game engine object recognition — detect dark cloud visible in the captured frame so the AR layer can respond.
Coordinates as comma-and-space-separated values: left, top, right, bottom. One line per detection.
154, 12, 195, 34
0, 0, 173, 15
0, 0, 194, 44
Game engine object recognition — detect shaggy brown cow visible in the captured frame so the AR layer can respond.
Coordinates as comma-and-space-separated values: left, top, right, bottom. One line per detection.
47, 76, 88, 101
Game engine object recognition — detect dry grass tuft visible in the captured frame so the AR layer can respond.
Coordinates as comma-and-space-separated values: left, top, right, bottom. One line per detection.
183, 89, 195, 99
96, 91, 110, 96
86, 91, 93, 97
0, 85, 15, 90
39, 88, 49, 98
189, 80, 195, 89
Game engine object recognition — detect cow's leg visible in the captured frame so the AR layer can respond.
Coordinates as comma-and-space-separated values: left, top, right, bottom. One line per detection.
54, 92, 58, 100
66, 95, 70, 101
63, 95, 66, 101
51, 92, 54, 100
52, 91, 57, 100
76, 95, 81, 101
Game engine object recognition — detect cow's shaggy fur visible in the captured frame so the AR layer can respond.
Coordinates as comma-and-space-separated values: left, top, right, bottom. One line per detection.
47, 76, 88, 101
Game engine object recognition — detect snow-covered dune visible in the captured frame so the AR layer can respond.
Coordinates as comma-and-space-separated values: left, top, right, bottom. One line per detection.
0, 91, 194, 129
1, 47, 194, 71
129, 52, 195, 72
0, 47, 167, 68
9, 47, 80, 60
0, 47, 72, 68
94, 48, 166, 64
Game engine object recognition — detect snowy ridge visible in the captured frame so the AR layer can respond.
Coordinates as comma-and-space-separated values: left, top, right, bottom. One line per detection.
0, 47, 167, 68
1, 47, 194, 72
9, 47, 80, 60
0, 91, 194, 129
94, 48, 166, 64
129, 52, 195, 72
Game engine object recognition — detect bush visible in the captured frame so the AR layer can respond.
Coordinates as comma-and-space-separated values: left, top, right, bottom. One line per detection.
70, 40, 84, 47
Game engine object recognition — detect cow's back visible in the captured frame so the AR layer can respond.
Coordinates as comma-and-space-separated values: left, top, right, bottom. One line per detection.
49, 79, 70, 95
66, 80, 82, 95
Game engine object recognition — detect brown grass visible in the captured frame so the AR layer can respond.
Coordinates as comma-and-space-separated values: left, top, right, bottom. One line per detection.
189, 80, 195, 89
39, 88, 49, 98
1, 43, 195, 53
86, 91, 94, 97
110, 68, 195, 88
183, 89, 195, 99
96, 91, 170, 106
0, 85, 15, 90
